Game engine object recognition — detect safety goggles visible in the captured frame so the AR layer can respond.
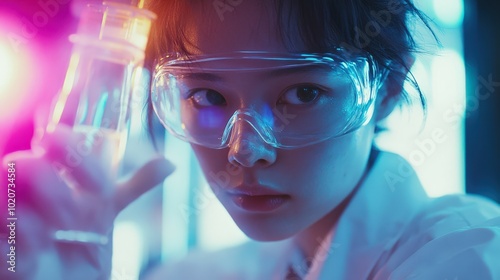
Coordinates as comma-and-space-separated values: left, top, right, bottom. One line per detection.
151, 50, 387, 149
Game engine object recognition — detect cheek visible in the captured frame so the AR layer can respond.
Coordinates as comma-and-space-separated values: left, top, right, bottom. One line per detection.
277, 125, 374, 198
325, 127, 374, 182
193, 146, 224, 168
190, 145, 238, 189
324, 128, 374, 193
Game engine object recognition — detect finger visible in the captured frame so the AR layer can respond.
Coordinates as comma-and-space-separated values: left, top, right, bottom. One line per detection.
2, 150, 77, 227
4, 149, 116, 234
37, 124, 116, 195
3, 150, 71, 200
115, 156, 175, 211
31, 103, 51, 149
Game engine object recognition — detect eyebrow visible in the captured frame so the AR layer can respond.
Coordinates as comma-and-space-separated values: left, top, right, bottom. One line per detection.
179, 64, 335, 81
181, 72, 224, 82
265, 64, 334, 77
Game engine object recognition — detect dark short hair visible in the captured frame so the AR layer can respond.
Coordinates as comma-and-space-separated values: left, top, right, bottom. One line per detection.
143, 0, 436, 140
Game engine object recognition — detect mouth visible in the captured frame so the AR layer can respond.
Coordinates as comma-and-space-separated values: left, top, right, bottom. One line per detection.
228, 185, 290, 212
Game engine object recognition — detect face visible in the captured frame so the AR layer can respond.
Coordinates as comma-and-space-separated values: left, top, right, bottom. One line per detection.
162, 0, 388, 241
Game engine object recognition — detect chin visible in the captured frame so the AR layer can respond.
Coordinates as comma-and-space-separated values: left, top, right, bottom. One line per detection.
229, 211, 300, 242
241, 226, 296, 242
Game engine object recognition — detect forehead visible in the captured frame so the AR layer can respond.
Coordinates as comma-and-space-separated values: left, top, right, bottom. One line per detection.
182, 0, 307, 54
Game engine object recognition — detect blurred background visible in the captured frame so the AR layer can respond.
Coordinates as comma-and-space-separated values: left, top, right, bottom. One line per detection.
0, 0, 498, 279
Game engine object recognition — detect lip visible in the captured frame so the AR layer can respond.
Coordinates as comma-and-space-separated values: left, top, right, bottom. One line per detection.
228, 185, 290, 212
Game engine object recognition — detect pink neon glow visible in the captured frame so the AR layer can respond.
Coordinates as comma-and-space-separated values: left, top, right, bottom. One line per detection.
0, 18, 38, 122
0, 14, 44, 157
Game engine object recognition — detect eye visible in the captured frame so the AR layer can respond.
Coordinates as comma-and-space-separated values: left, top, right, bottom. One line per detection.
190, 89, 227, 106
280, 85, 321, 105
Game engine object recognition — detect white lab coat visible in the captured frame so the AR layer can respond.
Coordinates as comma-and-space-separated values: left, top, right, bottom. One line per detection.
147, 152, 500, 280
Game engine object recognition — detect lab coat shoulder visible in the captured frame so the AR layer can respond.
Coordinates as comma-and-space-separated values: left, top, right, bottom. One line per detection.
375, 194, 500, 280
145, 239, 290, 280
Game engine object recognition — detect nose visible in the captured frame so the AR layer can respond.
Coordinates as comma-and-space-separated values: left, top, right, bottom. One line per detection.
227, 119, 277, 168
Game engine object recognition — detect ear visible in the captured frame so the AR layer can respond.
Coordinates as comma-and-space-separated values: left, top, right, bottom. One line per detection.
375, 55, 416, 121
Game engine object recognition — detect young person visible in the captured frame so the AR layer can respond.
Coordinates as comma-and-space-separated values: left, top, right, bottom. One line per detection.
2, 0, 500, 279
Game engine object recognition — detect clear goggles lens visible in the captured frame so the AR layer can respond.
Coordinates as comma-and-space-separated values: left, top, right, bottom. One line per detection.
152, 51, 386, 149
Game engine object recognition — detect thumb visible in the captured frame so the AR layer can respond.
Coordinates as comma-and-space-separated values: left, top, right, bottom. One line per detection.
115, 156, 175, 211
29, 103, 51, 157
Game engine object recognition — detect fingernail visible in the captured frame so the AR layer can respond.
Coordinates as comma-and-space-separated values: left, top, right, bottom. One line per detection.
2, 154, 13, 167
31, 126, 44, 145
31, 127, 47, 156
33, 126, 44, 141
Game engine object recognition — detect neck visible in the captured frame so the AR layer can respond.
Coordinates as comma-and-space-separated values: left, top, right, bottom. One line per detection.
293, 148, 379, 265
292, 195, 348, 262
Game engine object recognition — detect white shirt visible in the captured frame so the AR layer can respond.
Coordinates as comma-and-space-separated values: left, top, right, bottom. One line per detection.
147, 152, 500, 280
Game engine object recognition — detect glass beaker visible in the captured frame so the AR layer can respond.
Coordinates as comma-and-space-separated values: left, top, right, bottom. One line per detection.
50, 2, 156, 178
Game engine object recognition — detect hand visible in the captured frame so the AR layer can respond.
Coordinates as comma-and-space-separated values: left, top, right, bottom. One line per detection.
0, 124, 175, 280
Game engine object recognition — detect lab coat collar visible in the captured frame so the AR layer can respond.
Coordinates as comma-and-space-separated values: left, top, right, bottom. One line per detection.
315, 151, 430, 280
